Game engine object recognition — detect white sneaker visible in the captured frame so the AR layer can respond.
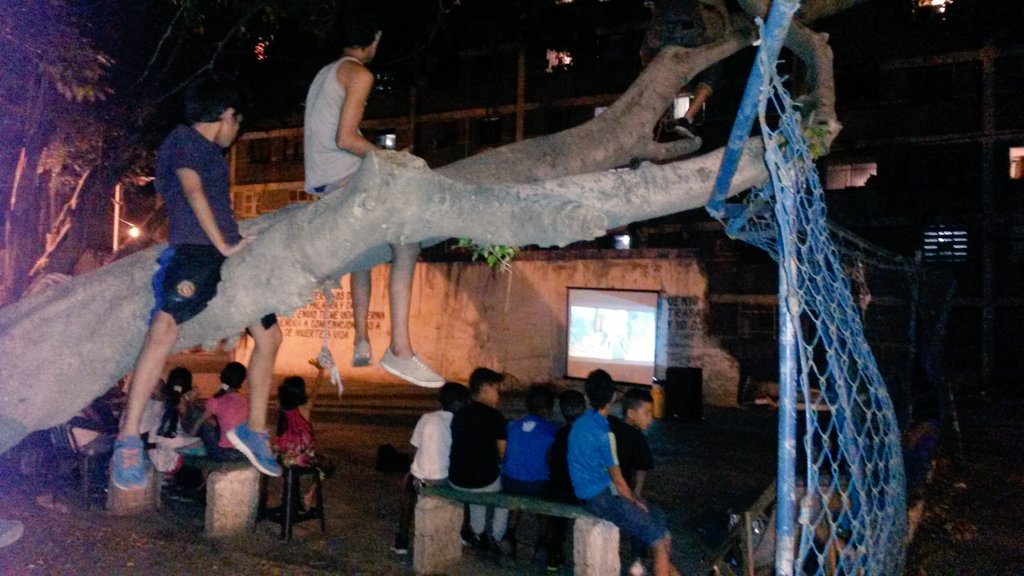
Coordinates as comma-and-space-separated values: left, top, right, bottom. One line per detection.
380, 349, 445, 388
628, 559, 646, 576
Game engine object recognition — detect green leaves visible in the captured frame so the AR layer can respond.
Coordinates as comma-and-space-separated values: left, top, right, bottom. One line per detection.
456, 239, 520, 272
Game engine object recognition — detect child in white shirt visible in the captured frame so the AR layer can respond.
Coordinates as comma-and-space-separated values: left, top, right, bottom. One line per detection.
392, 382, 469, 554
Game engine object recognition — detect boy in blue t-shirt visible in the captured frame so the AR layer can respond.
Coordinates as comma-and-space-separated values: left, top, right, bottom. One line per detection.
568, 370, 679, 576
503, 384, 559, 494
502, 384, 558, 559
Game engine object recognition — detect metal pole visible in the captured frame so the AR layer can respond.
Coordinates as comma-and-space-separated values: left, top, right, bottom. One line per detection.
112, 182, 122, 253
706, 0, 800, 218
980, 44, 995, 386
775, 185, 800, 576
516, 46, 526, 142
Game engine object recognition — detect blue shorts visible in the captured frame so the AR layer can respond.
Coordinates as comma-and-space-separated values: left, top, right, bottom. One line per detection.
583, 488, 669, 547
151, 245, 225, 325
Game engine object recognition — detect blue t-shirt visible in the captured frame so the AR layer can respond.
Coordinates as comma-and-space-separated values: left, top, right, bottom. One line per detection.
568, 409, 619, 501
504, 413, 559, 482
156, 125, 241, 247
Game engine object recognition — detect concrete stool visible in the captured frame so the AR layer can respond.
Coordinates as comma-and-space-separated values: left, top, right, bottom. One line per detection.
205, 465, 260, 537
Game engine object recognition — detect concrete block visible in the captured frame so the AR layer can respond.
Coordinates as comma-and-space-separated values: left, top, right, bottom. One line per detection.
573, 516, 620, 576
205, 466, 260, 537
106, 465, 160, 516
413, 495, 462, 575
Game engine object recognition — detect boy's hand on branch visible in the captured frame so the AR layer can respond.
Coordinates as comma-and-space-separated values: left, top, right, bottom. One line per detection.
219, 236, 255, 257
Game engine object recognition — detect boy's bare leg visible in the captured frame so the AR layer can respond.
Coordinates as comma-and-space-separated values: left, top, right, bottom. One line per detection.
351, 269, 372, 345
245, 321, 282, 432
683, 84, 712, 123
225, 319, 283, 477
651, 534, 680, 576
378, 242, 443, 387
119, 311, 179, 439
388, 242, 419, 358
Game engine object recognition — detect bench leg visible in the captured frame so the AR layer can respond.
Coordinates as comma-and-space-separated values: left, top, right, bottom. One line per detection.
206, 467, 260, 537
413, 495, 462, 575
573, 517, 620, 576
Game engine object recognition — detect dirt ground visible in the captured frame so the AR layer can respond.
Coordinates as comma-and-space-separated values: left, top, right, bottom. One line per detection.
0, 380, 1020, 575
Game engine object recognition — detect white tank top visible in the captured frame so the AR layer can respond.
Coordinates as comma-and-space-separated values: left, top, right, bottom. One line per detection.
303, 56, 364, 192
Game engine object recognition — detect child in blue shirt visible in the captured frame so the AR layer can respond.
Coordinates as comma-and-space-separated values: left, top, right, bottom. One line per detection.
502, 384, 558, 559
568, 370, 679, 576
503, 384, 559, 494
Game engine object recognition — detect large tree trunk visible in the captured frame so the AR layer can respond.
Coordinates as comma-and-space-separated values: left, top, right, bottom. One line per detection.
0, 2, 849, 454
1, 142, 48, 306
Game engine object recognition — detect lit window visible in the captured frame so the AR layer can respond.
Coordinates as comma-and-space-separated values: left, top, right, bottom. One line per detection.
376, 133, 397, 150
672, 95, 692, 120
1010, 147, 1024, 179
826, 162, 877, 189
922, 225, 968, 263
253, 37, 272, 61
916, 0, 952, 14
545, 49, 573, 73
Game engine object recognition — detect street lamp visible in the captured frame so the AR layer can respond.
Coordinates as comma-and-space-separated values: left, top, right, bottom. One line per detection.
112, 179, 151, 253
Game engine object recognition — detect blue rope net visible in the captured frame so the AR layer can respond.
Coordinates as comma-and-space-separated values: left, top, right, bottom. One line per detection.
710, 17, 908, 576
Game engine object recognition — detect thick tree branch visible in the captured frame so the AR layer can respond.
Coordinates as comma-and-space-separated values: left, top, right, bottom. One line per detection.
438, 33, 756, 185
0, 140, 767, 452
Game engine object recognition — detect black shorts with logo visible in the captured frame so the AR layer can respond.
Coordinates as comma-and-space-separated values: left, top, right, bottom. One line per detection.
150, 245, 280, 328
151, 244, 226, 325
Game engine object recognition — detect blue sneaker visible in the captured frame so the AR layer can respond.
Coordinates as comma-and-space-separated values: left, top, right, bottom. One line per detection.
226, 422, 282, 477
111, 436, 147, 490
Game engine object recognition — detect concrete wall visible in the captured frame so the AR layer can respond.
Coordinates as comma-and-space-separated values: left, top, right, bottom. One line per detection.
260, 249, 740, 405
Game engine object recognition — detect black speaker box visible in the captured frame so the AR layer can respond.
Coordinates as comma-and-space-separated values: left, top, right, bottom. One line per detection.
664, 366, 703, 422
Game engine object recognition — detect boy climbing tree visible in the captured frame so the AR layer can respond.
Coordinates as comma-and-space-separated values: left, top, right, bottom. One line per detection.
112, 77, 283, 490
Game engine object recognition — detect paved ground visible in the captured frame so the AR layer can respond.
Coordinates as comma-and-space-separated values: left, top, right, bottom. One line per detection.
0, 378, 1019, 574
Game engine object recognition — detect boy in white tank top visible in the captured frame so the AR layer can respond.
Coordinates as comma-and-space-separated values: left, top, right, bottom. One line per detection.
303, 4, 443, 388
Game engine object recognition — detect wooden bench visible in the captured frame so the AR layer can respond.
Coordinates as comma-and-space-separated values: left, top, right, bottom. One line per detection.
414, 485, 620, 576
180, 456, 261, 537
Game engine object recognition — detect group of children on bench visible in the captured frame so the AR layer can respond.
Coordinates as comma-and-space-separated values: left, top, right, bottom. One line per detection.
396, 367, 679, 576
142, 364, 329, 509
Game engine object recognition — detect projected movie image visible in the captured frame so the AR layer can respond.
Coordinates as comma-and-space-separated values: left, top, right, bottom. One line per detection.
566, 288, 658, 385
